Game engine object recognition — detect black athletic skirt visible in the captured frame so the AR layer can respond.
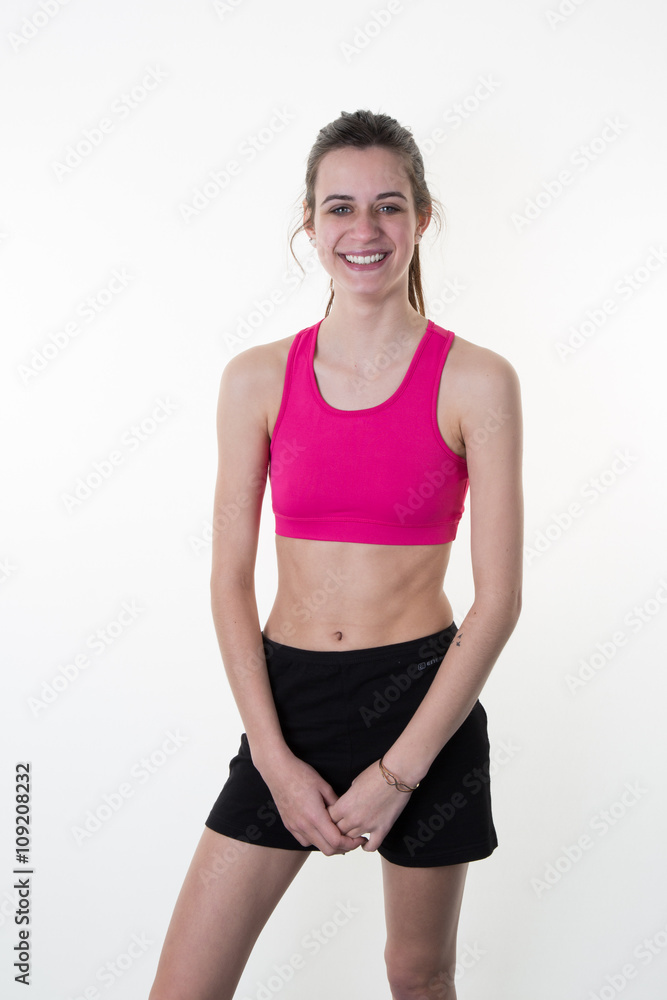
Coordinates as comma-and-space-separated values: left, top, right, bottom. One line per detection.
205, 621, 498, 868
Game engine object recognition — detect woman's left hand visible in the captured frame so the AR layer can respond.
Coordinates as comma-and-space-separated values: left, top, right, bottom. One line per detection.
327, 759, 414, 852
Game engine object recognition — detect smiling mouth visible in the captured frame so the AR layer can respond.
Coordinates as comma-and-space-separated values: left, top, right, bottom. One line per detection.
340, 252, 388, 265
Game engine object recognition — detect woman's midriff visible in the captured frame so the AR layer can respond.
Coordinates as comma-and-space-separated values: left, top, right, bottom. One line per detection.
262, 534, 455, 651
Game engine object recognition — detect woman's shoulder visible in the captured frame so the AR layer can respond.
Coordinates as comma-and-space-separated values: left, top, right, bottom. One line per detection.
438, 327, 520, 390
431, 327, 521, 432
215, 333, 303, 437
429, 327, 523, 467
220, 330, 300, 389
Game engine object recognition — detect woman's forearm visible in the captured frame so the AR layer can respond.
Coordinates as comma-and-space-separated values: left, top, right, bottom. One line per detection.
210, 581, 291, 773
382, 595, 521, 787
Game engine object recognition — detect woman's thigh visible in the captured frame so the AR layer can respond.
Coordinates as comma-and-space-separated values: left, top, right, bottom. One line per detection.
149, 827, 310, 1000
381, 856, 469, 999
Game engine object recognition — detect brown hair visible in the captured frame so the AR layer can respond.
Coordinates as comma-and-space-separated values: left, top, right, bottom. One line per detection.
289, 109, 444, 317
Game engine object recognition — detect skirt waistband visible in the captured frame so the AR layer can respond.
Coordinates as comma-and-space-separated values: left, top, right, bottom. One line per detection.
261, 621, 458, 668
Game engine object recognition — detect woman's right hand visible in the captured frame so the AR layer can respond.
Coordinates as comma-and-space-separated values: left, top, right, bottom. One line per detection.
257, 749, 368, 856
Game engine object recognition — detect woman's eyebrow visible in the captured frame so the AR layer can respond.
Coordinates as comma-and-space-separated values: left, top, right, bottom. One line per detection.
321, 191, 408, 204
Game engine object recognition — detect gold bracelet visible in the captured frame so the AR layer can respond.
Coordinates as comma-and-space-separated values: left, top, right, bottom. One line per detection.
379, 756, 420, 793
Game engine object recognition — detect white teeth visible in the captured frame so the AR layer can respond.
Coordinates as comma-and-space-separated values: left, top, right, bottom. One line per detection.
344, 253, 387, 264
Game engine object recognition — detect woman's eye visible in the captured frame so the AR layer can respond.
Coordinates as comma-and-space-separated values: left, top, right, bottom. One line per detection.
329, 204, 401, 214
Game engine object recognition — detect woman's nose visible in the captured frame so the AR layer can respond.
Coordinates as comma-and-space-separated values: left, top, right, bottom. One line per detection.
348, 211, 381, 242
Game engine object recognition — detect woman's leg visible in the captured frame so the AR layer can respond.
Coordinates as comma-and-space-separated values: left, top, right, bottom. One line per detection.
381, 857, 469, 1000
149, 827, 311, 1000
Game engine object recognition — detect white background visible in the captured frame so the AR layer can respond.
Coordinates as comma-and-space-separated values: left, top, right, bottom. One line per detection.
2, 0, 667, 998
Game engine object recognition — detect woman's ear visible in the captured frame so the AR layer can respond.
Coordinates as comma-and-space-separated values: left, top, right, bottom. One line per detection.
302, 199, 314, 240
418, 207, 433, 237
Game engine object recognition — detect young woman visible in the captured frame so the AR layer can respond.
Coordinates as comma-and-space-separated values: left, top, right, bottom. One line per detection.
149, 109, 523, 1000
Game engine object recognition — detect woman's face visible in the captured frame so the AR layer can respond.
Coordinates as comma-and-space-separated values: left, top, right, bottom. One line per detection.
305, 145, 429, 303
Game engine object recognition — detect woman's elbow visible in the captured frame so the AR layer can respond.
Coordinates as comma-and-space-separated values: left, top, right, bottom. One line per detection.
473, 587, 522, 630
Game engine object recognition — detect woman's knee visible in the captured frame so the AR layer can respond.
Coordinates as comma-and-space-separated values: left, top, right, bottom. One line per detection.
385, 947, 458, 1000
148, 985, 187, 1000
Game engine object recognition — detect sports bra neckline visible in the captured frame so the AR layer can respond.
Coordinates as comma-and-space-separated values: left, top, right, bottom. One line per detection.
308, 317, 435, 415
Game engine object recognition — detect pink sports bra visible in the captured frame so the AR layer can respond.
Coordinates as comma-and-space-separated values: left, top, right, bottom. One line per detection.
268, 318, 469, 545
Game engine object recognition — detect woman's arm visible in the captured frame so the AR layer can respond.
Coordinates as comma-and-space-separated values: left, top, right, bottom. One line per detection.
382, 348, 524, 785
210, 346, 366, 856
209, 347, 288, 765
328, 348, 523, 848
